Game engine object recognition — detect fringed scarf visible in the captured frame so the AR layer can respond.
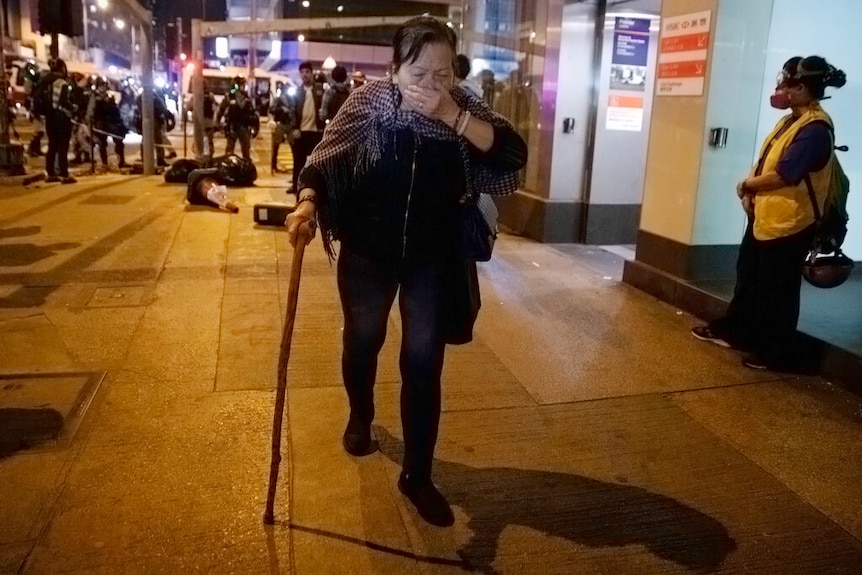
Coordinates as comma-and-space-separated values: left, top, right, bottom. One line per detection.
302, 78, 521, 258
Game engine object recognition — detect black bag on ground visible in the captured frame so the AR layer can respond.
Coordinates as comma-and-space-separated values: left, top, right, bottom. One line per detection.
206, 154, 257, 186
164, 159, 203, 183
459, 193, 498, 261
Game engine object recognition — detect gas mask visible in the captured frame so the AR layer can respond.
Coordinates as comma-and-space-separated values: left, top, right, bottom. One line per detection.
769, 89, 792, 109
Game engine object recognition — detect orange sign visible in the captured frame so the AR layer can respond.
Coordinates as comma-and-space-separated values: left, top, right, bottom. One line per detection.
608, 95, 643, 108
657, 10, 711, 96
660, 33, 709, 53
658, 61, 707, 79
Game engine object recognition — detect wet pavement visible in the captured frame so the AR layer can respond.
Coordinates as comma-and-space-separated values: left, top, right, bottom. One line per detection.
1, 129, 861, 573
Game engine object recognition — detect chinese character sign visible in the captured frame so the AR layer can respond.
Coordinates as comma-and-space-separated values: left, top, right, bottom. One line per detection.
657, 10, 711, 96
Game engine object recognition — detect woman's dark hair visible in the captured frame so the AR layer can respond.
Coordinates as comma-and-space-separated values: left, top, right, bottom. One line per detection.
392, 16, 457, 71
781, 56, 803, 77
784, 55, 846, 100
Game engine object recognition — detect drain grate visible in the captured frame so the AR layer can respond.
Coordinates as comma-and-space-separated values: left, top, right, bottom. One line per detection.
0, 372, 105, 457
87, 286, 151, 308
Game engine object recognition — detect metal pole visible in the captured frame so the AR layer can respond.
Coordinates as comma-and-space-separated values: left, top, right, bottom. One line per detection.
82, 0, 89, 58
248, 0, 257, 105
131, 25, 136, 73
191, 18, 204, 161
140, 22, 155, 175
0, 0, 24, 176
0, 0, 9, 147
178, 17, 186, 158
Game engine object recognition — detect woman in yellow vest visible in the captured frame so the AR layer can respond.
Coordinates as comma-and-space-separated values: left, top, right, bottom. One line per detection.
692, 56, 846, 371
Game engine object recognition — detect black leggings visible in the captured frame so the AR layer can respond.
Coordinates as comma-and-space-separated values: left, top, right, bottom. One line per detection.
712, 220, 814, 364
337, 248, 447, 479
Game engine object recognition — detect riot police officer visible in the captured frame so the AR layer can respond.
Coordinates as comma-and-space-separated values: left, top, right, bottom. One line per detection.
215, 76, 259, 160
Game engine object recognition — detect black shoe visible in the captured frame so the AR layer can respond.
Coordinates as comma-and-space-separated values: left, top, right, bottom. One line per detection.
741, 354, 769, 370
167, 152, 177, 159
741, 354, 816, 375
342, 417, 378, 456
398, 473, 454, 527
61, 176, 77, 184
44, 175, 60, 183
691, 325, 732, 349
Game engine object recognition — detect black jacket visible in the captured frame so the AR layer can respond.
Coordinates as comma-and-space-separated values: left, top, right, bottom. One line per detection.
301, 124, 527, 263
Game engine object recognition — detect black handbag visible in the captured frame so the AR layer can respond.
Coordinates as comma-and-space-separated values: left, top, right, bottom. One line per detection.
443, 258, 481, 345
460, 193, 498, 261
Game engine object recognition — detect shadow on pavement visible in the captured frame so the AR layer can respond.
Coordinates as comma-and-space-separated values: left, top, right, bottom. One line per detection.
0, 407, 64, 458
0, 242, 80, 267
0, 225, 41, 240
375, 426, 737, 573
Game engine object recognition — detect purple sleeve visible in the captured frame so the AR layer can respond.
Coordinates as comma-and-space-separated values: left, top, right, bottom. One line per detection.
775, 123, 832, 185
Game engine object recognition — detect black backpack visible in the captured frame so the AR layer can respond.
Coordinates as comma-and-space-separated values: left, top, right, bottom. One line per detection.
804, 122, 851, 256
805, 149, 851, 255
32, 77, 55, 117
326, 89, 348, 122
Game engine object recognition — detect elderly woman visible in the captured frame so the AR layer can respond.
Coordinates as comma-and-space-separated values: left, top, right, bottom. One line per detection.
286, 16, 527, 526
692, 56, 846, 372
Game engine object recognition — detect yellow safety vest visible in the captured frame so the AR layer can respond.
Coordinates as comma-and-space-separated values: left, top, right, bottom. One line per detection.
753, 104, 834, 241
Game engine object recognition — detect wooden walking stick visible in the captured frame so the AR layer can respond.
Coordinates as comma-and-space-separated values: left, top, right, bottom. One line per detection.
264, 225, 312, 524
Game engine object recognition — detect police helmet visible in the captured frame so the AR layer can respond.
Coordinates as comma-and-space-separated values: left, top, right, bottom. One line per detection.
802, 250, 854, 289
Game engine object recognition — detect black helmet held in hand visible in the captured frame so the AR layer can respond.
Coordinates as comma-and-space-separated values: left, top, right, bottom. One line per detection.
802, 250, 854, 289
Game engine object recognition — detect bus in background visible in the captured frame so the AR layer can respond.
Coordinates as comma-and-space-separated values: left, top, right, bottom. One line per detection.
180, 65, 295, 118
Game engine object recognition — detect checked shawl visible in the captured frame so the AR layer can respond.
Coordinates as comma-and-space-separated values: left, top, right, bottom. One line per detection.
302, 78, 521, 258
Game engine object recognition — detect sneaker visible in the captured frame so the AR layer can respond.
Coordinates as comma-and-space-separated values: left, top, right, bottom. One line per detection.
61, 176, 77, 184
741, 355, 769, 370
44, 175, 60, 183
398, 473, 454, 527
691, 326, 731, 348
342, 417, 378, 456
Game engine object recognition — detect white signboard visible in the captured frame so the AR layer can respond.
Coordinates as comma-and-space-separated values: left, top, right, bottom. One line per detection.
606, 95, 644, 131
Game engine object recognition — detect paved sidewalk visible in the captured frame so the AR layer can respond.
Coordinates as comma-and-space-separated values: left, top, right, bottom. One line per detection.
1, 174, 861, 574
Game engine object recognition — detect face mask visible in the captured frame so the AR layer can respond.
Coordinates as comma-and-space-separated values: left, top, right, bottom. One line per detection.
770, 90, 792, 109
